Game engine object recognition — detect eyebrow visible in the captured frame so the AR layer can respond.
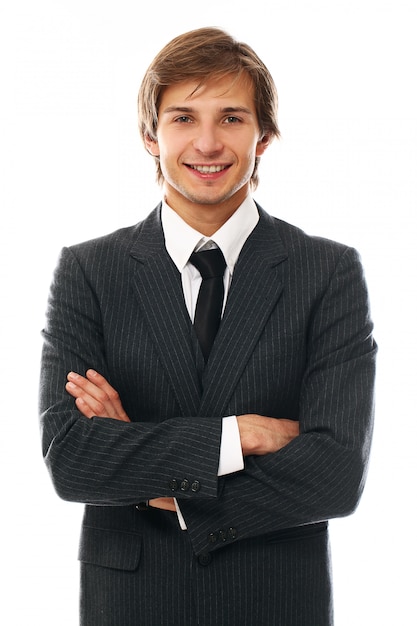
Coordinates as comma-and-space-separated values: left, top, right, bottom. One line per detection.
222, 107, 254, 115
161, 106, 254, 116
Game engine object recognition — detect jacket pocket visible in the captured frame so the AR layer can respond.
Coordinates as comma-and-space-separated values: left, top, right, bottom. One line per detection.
78, 525, 142, 571
265, 521, 328, 544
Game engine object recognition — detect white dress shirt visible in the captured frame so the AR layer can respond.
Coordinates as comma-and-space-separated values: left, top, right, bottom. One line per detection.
161, 195, 259, 527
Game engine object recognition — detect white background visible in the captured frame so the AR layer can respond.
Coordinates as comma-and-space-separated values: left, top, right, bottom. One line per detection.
1, 1, 416, 624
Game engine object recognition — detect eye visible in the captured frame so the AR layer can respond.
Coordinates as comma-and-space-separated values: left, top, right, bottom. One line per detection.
224, 116, 241, 124
175, 115, 193, 124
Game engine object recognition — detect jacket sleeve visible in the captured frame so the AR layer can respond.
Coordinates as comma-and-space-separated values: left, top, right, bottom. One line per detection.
180, 246, 377, 555
39, 246, 222, 505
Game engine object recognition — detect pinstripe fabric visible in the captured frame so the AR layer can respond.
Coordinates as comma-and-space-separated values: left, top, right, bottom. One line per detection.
39, 204, 376, 625
79, 510, 331, 625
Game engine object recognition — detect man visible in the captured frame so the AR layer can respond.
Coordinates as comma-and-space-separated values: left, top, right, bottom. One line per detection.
39, 27, 377, 625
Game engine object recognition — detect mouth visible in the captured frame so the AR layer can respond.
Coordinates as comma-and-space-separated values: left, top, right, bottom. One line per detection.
187, 164, 230, 174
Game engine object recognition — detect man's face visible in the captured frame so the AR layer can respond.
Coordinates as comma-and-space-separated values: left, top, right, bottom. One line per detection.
146, 73, 269, 220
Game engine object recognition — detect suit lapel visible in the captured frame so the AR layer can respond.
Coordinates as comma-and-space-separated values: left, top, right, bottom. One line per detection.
129, 205, 287, 419
129, 207, 202, 416
199, 209, 288, 416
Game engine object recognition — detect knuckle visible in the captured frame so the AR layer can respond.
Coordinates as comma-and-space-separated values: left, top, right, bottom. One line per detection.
95, 402, 106, 414
96, 389, 110, 403
108, 389, 120, 402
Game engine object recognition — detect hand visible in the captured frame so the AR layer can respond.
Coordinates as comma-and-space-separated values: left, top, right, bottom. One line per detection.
236, 414, 299, 456
150, 416, 299, 511
66, 370, 176, 511
148, 497, 177, 512
66, 370, 131, 422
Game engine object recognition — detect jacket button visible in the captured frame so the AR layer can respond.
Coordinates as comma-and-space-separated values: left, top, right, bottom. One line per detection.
168, 479, 179, 491
180, 479, 190, 492
191, 480, 201, 492
198, 553, 212, 566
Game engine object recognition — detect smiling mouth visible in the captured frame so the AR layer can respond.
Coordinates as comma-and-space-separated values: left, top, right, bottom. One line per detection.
187, 164, 230, 173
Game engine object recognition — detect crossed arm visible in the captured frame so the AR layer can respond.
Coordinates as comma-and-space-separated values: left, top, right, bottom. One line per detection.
41, 242, 376, 552
66, 369, 300, 511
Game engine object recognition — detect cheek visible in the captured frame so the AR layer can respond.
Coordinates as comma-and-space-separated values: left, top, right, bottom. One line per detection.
237, 135, 262, 161
157, 128, 189, 153
243, 146, 258, 168
156, 140, 182, 167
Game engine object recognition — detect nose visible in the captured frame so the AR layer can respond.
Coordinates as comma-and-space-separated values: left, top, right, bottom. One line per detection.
192, 122, 223, 155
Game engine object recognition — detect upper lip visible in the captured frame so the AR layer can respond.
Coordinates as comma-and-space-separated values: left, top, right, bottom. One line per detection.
186, 163, 230, 170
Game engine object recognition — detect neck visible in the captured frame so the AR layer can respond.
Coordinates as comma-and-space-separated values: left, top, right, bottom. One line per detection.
163, 186, 249, 237
172, 207, 236, 237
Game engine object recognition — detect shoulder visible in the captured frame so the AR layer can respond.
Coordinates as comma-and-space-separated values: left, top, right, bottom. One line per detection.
257, 204, 359, 268
65, 205, 161, 262
50, 206, 162, 286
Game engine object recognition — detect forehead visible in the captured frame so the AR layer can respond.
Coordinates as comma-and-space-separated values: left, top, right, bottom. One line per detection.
159, 73, 256, 110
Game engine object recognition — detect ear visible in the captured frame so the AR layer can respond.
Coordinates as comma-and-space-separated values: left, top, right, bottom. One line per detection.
144, 134, 160, 157
256, 133, 271, 157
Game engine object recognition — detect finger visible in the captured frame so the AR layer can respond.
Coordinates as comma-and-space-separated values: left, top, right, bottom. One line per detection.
85, 370, 129, 420
149, 498, 177, 512
74, 397, 96, 419
67, 371, 107, 401
66, 371, 130, 422
66, 381, 111, 417
67, 371, 118, 416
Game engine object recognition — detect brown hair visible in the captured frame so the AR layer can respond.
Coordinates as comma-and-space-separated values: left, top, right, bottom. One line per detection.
138, 27, 280, 189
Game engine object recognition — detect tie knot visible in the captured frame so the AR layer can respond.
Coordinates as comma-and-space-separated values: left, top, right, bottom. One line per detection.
189, 248, 226, 279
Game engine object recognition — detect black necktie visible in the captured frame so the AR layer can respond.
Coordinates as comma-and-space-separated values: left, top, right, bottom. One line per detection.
189, 248, 226, 362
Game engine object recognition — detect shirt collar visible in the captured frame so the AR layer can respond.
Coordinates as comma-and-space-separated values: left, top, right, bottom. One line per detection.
161, 196, 259, 274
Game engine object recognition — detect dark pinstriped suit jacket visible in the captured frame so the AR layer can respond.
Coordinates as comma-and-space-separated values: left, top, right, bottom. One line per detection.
39, 204, 376, 625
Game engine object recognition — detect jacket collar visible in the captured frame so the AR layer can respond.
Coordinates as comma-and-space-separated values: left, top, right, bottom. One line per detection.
129, 204, 288, 416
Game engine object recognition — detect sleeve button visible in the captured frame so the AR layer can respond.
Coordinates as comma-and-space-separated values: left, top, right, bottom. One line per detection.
180, 479, 190, 491
191, 480, 201, 492
228, 527, 238, 540
168, 479, 179, 491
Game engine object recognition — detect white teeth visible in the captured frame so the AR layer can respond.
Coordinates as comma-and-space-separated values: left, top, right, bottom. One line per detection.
190, 164, 227, 173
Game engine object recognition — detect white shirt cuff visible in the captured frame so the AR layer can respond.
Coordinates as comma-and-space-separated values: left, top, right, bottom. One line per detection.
218, 415, 244, 476
174, 498, 188, 530
175, 416, 244, 530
